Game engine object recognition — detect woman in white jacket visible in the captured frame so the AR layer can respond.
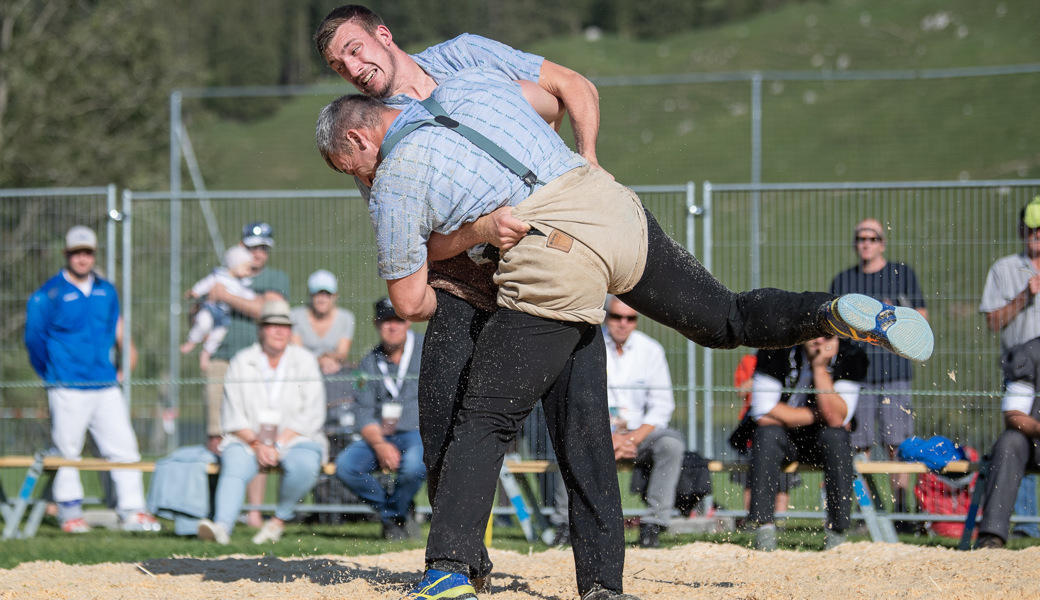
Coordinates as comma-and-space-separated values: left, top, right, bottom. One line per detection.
197, 300, 329, 545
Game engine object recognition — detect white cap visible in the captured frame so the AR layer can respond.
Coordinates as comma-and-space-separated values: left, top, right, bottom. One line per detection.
223, 245, 253, 270
307, 269, 338, 295
65, 226, 97, 252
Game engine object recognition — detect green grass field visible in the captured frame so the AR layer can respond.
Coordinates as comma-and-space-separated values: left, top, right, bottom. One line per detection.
188, 0, 1040, 190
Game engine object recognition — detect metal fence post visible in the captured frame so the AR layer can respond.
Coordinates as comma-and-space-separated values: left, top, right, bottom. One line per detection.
168, 91, 183, 451
685, 180, 699, 451
702, 181, 714, 457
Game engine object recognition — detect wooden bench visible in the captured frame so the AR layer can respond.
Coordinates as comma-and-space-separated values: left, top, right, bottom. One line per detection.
0, 454, 554, 540
0, 454, 998, 545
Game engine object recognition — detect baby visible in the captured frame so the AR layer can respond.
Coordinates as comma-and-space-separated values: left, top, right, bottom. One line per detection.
180, 245, 257, 370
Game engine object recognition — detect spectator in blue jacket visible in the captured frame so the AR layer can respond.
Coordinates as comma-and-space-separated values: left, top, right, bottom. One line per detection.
24, 225, 160, 534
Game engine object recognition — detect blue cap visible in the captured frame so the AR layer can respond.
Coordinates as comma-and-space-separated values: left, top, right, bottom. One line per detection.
242, 222, 274, 248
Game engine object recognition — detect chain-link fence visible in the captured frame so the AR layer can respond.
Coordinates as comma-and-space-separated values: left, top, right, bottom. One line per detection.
5, 180, 1037, 463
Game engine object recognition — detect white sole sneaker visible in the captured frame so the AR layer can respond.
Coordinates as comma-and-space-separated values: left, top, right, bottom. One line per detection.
198, 519, 230, 545
828, 294, 934, 361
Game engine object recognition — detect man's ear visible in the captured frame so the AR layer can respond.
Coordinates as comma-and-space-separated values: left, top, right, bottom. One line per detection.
347, 129, 368, 152
375, 24, 393, 47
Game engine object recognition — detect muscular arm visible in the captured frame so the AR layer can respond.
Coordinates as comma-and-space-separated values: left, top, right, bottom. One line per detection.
386, 262, 437, 322
1005, 410, 1040, 439
427, 206, 532, 260
538, 60, 603, 171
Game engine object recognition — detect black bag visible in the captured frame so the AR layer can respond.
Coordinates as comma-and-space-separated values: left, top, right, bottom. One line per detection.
728, 414, 756, 455
630, 450, 713, 517
674, 451, 712, 516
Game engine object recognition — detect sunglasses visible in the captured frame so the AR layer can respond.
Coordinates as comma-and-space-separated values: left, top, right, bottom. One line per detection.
855, 236, 882, 244
607, 313, 638, 323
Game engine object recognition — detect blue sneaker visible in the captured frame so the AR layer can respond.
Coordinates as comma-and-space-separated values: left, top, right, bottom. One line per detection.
826, 294, 934, 361
402, 570, 477, 600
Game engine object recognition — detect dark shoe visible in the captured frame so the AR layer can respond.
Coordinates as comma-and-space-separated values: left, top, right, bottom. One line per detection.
754, 524, 778, 551
637, 523, 661, 548
471, 574, 491, 595
894, 520, 925, 536
823, 530, 846, 550
382, 518, 409, 542
552, 526, 571, 548
581, 584, 642, 600
974, 533, 1005, 550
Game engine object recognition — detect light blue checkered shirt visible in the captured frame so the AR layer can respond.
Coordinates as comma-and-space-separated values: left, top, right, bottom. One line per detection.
356, 34, 546, 199
370, 68, 587, 280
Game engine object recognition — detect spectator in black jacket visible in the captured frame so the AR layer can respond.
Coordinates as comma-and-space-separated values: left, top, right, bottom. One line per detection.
746, 335, 868, 551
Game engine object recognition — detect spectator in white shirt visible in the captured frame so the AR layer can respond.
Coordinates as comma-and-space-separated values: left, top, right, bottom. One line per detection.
553, 296, 684, 548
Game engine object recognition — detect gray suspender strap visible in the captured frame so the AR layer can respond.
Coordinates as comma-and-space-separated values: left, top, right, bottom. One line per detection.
380, 96, 545, 192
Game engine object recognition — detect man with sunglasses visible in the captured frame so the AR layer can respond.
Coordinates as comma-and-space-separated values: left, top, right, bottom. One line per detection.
553, 297, 684, 549
25, 226, 160, 534
830, 218, 928, 529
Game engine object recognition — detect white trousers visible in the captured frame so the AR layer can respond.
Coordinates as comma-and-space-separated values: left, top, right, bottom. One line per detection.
48, 387, 146, 513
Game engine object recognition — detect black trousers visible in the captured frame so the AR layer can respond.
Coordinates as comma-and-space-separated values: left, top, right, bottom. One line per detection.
419, 292, 624, 595
618, 210, 835, 350
748, 424, 855, 533
424, 207, 838, 585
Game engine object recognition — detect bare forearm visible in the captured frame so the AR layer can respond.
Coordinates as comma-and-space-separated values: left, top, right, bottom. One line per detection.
1006, 412, 1040, 439
360, 423, 386, 447
812, 367, 848, 428
387, 264, 437, 322
763, 404, 816, 428
223, 293, 266, 319
428, 224, 483, 261
539, 61, 601, 166
987, 289, 1032, 331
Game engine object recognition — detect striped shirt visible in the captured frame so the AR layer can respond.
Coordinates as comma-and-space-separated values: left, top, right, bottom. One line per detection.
370, 68, 587, 280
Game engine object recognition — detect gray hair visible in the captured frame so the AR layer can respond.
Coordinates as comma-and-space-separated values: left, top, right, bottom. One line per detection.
315, 94, 389, 173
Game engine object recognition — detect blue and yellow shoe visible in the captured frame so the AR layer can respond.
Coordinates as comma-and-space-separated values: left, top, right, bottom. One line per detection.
402, 570, 477, 600
826, 294, 934, 361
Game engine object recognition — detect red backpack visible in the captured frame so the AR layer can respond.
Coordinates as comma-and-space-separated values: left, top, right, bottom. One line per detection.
913, 445, 980, 539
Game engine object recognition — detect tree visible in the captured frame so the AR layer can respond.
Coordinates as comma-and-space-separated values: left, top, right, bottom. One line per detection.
0, 0, 200, 189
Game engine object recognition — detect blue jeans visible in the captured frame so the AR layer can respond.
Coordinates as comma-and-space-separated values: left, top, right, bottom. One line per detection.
212, 440, 323, 532
336, 429, 426, 522
1014, 474, 1040, 537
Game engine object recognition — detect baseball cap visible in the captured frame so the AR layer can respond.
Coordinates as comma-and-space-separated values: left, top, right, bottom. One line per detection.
65, 226, 98, 252
374, 297, 399, 322
258, 299, 293, 325
1024, 196, 1040, 229
242, 222, 275, 248
307, 269, 338, 295
223, 245, 253, 271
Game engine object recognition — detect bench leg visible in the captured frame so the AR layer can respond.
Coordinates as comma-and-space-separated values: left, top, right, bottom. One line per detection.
513, 468, 554, 545
853, 475, 898, 543
498, 455, 536, 543
958, 458, 989, 551
2, 453, 47, 540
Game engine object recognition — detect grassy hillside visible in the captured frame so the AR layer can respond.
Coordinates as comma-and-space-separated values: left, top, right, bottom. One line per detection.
190, 0, 1040, 189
